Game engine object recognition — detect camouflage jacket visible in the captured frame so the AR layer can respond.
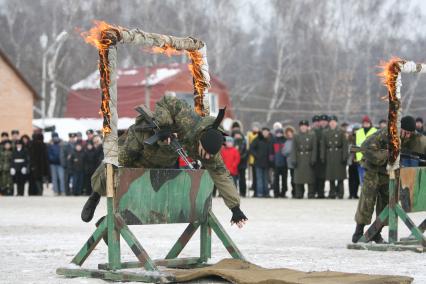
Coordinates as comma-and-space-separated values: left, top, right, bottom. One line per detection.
0, 150, 12, 172
118, 96, 240, 209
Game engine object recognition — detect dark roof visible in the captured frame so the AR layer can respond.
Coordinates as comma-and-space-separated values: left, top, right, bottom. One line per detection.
0, 49, 40, 100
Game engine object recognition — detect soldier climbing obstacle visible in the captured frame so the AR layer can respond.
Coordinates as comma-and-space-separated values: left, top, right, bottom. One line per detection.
81, 96, 248, 228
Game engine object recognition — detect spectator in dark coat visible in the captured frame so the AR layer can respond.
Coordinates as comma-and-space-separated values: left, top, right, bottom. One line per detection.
70, 143, 85, 195
47, 132, 65, 195
283, 126, 296, 197
11, 129, 20, 150
270, 128, 287, 198
416, 117, 425, 135
93, 135, 104, 166
83, 142, 98, 195
11, 140, 29, 196
28, 133, 49, 195
249, 127, 271, 197
20, 134, 31, 150
232, 130, 248, 197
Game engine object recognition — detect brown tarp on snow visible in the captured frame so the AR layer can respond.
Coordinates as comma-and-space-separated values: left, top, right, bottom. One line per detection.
171, 259, 413, 284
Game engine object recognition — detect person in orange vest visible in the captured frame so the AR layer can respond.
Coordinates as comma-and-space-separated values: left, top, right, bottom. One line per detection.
355, 116, 377, 185
247, 122, 260, 195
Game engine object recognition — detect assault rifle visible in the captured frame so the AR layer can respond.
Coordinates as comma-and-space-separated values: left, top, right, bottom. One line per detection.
350, 145, 426, 164
135, 105, 195, 170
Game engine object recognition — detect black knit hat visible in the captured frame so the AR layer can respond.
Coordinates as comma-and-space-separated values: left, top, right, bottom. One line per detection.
401, 116, 416, 132
312, 115, 320, 122
299, 120, 309, 126
416, 117, 423, 123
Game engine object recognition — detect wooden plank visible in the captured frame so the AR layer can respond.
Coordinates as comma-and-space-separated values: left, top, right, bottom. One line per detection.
395, 204, 426, 247
71, 218, 107, 266
165, 222, 199, 259
347, 243, 425, 253
208, 211, 245, 260
200, 222, 211, 262
56, 267, 174, 283
107, 197, 121, 269
98, 257, 202, 270
389, 176, 398, 244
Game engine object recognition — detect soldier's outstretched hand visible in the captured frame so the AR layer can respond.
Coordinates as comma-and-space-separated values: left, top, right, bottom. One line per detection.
231, 206, 248, 228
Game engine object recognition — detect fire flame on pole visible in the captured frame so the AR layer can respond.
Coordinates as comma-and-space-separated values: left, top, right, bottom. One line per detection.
378, 57, 404, 165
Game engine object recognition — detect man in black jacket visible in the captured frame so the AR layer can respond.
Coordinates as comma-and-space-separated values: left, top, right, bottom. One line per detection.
270, 128, 287, 198
11, 140, 29, 196
249, 127, 271, 197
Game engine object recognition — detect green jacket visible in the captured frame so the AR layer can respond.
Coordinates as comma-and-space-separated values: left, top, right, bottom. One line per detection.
118, 96, 240, 209
320, 128, 348, 180
313, 127, 326, 178
291, 131, 317, 184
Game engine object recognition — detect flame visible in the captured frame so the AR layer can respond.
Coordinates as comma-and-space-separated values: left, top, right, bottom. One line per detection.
81, 20, 120, 135
149, 44, 207, 116
377, 57, 404, 164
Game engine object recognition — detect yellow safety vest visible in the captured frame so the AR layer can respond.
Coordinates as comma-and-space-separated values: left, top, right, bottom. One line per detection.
355, 127, 377, 161
247, 131, 258, 165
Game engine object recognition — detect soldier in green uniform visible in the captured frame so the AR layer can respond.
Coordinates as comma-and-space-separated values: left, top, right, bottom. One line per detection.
313, 114, 328, 198
290, 120, 317, 199
0, 140, 13, 195
81, 96, 247, 228
320, 115, 348, 199
352, 116, 420, 243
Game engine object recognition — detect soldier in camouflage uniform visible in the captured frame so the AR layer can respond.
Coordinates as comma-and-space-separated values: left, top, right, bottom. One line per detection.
320, 115, 348, 199
290, 120, 317, 199
352, 116, 420, 243
81, 96, 247, 228
0, 140, 13, 195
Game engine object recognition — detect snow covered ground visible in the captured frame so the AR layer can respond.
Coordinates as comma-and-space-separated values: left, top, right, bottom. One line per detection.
1, 191, 425, 283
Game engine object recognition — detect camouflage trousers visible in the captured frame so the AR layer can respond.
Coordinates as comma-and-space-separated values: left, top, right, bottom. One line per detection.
91, 163, 108, 196
355, 170, 389, 225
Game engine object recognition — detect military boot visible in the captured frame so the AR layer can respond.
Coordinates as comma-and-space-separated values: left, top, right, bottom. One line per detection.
81, 192, 101, 222
352, 224, 365, 243
372, 228, 385, 244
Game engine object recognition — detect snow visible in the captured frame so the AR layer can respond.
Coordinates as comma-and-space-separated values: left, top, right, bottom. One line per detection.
32, 118, 135, 141
71, 71, 100, 91
141, 68, 180, 86
1, 190, 425, 283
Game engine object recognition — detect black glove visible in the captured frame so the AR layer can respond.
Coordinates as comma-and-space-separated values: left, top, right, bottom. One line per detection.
231, 206, 248, 224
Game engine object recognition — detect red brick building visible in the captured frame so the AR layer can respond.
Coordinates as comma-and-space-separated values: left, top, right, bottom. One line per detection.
66, 63, 233, 119
0, 50, 39, 135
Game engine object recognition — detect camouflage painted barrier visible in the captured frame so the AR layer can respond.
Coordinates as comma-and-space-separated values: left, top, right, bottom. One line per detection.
57, 168, 244, 283
399, 167, 426, 213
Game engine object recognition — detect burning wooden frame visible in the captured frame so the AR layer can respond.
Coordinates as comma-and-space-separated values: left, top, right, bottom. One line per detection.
82, 21, 210, 166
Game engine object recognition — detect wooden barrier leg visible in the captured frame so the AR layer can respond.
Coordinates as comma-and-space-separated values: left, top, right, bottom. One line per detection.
395, 205, 426, 247
208, 211, 245, 260
359, 205, 389, 243
388, 171, 398, 244
165, 222, 200, 259
106, 164, 121, 270
200, 222, 211, 263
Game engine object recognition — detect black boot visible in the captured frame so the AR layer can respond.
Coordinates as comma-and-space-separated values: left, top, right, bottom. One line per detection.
372, 229, 385, 244
81, 192, 101, 222
352, 224, 365, 243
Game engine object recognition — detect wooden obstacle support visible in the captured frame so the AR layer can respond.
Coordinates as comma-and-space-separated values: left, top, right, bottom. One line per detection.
57, 168, 244, 283
348, 167, 426, 252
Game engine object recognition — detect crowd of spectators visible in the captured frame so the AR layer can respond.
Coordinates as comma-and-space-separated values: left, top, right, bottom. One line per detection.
0, 116, 424, 198
0, 129, 103, 196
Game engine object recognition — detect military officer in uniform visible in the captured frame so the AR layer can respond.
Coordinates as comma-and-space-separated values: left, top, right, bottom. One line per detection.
352, 116, 421, 243
313, 114, 328, 198
81, 96, 247, 228
320, 115, 348, 199
290, 120, 317, 199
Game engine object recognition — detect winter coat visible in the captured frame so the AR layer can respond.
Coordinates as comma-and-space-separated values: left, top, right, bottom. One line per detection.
249, 135, 271, 168
0, 149, 13, 188
221, 146, 241, 176
270, 136, 287, 168
70, 150, 85, 173
94, 145, 104, 166
290, 131, 317, 184
11, 148, 29, 182
233, 132, 248, 170
61, 142, 75, 170
282, 139, 294, 169
320, 128, 348, 180
29, 137, 50, 179
47, 142, 62, 165
313, 127, 326, 178
83, 148, 99, 175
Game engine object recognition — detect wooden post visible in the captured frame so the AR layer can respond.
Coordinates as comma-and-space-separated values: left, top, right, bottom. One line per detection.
200, 222, 211, 262
388, 170, 398, 244
106, 164, 121, 269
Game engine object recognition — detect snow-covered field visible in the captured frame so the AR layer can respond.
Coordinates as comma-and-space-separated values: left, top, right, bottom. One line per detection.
1, 192, 425, 283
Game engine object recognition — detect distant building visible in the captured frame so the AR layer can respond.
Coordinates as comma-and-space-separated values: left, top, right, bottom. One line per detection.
66, 63, 233, 119
0, 50, 39, 135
